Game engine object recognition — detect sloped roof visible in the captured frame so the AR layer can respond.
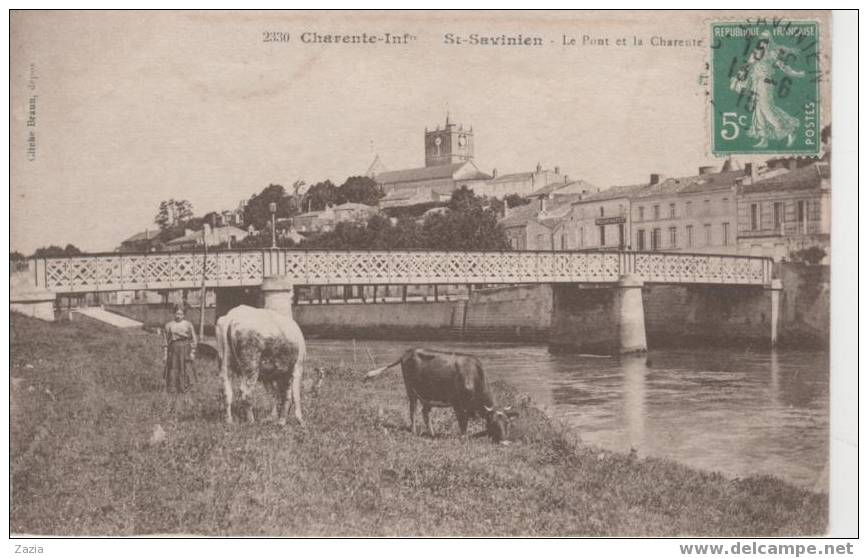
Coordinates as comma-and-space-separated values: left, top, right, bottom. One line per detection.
742, 163, 829, 195
498, 203, 538, 228
573, 184, 646, 204
366, 154, 388, 178
333, 202, 377, 212
498, 198, 573, 229
530, 179, 596, 198
122, 229, 160, 244
374, 161, 490, 186
488, 171, 534, 183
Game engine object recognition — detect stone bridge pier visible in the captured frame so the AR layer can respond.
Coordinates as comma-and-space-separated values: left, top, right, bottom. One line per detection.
214, 276, 295, 321
550, 275, 649, 355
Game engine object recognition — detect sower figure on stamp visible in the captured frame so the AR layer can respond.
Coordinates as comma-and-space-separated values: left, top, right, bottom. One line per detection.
162, 305, 197, 394
730, 30, 806, 149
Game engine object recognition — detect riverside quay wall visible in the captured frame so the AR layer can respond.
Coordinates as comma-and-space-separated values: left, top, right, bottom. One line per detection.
293, 263, 827, 350
294, 284, 553, 342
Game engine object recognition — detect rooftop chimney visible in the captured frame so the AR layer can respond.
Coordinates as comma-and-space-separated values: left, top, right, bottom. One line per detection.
650, 173, 664, 185
539, 196, 547, 213
492, 168, 498, 178
564, 175, 569, 183
536, 162, 542, 173
554, 166, 560, 175
744, 163, 756, 183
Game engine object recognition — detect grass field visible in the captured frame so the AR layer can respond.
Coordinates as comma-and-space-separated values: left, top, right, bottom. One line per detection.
10, 313, 826, 536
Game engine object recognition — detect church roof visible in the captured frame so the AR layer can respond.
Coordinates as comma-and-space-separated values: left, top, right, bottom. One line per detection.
366, 154, 388, 178
374, 161, 490, 186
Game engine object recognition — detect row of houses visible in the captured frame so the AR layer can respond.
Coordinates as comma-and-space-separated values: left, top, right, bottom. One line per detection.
500, 158, 830, 263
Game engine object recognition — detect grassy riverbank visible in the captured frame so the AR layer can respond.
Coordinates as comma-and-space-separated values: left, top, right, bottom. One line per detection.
10, 313, 826, 536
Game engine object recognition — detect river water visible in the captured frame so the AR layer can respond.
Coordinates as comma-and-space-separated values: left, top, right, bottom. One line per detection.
307, 339, 829, 491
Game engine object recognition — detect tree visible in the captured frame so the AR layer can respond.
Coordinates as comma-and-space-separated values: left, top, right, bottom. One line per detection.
505, 193, 531, 209
423, 189, 510, 250
242, 184, 293, 230
33, 244, 83, 257
338, 176, 384, 206
289, 179, 307, 213
301, 180, 340, 212
154, 199, 194, 230
791, 246, 826, 265
10, 250, 28, 271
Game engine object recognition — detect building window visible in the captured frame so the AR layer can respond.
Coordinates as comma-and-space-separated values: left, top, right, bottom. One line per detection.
773, 202, 783, 230
599, 206, 605, 217
722, 222, 730, 246
561, 234, 566, 250
536, 233, 545, 248
510, 237, 518, 249
797, 200, 806, 223
653, 205, 660, 220
669, 226, 677, 248
704, 223, 712, 245
669, 203, 676, 218
580, 227, 585, 248
638, 206, 645, 221
686, 225, 694, 248
637, 229, 645, 251
686, 201, 693, 216
599, 225, 606, 246
750, 203, 759, 230
618, 224, 625, 249
651, 228, 661, 251
704, 199, 711, 215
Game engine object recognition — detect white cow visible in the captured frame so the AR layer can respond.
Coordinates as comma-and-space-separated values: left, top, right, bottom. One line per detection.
215, 305, 306, 426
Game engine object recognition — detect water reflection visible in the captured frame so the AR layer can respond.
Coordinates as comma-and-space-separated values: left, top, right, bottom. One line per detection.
307, 339, 828, 490
622, 355, 647, 455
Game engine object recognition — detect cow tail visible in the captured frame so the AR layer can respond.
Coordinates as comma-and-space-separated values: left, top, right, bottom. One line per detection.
363, 357, 402, 380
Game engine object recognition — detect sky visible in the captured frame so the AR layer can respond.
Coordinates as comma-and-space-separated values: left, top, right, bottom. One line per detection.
10, 10, 830, 254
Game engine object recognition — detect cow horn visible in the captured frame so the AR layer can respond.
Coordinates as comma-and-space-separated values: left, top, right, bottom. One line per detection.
484, 405, 494, 413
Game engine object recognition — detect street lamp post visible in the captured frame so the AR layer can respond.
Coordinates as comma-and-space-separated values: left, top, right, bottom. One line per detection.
269, 201, 277, 249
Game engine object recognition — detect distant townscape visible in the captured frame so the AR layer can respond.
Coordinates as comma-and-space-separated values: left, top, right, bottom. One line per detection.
13, 115, 831, 269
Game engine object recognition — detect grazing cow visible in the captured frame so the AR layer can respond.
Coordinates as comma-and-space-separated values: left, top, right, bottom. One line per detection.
364, 348, 517, 443
215, 305, 305, 426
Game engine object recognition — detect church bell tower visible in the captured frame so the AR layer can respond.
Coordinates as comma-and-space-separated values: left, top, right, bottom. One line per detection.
424, 113, 474, 167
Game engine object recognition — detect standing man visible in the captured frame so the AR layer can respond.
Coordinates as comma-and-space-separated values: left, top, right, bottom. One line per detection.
162, 305, 197, 393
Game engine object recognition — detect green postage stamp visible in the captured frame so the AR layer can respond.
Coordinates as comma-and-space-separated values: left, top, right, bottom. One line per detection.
710, 20, 821, 156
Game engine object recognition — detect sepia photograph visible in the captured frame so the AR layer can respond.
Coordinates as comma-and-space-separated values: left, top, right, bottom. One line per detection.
8, 9, 855, 541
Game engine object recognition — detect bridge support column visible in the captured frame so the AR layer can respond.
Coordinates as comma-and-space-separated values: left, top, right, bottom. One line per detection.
617, 274, 647, 354
262, 276, 294, 318
768, 279, 783, 347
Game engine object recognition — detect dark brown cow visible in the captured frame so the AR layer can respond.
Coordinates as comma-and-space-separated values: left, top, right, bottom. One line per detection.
365, 348, 517, 443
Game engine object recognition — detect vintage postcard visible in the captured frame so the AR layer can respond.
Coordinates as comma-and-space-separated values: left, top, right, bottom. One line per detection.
9, 10, 851, 541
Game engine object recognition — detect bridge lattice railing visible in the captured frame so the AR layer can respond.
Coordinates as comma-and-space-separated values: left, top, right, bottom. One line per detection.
32, 250, 773, 293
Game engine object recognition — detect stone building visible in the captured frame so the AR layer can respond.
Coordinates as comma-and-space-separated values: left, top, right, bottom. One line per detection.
562, 185, 641, 251
737, 162, 831, 262
499, 197, 572, 251
464, 164, 571, 199
630, 168, 742, 254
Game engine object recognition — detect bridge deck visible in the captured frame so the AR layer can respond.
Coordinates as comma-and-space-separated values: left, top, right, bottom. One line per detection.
31, 249, 774, 294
